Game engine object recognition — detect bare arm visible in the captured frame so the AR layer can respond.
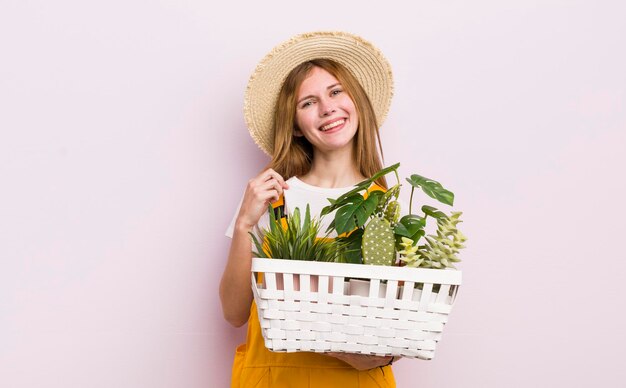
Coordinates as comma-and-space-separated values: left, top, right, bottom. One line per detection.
219, 169, 289, 327
219, 222, 255, 327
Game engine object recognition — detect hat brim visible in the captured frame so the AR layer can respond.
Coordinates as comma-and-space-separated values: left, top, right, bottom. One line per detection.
244, 31, 394, 156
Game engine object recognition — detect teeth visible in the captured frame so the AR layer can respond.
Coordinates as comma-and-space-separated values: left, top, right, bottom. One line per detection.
320, 119, 344, 131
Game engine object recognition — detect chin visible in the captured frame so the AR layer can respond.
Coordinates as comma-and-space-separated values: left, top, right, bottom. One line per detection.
322, 139, 356, 152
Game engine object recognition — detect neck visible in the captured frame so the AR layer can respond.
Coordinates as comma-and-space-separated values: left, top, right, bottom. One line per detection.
298, 145, 365, 188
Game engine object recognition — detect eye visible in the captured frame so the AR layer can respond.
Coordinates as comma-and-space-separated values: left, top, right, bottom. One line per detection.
331, 88, 342, 96
300, 100, 314, 109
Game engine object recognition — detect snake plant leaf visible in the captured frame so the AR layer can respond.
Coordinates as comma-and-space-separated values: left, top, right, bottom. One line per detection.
252, 204, 344, 262
406, 174, 454, 206
303, 204, 311, 231
267, 203, 279, 234
249, 232, 268, 258
291, 207, 301, 230
422, 205, 448, 220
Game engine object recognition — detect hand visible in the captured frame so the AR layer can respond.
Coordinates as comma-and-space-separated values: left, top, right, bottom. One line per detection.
235, 168, 289, 231
327, 352, 393, 371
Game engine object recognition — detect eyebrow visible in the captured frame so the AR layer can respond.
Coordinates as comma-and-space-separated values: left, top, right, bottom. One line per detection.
297, 83, 342, 105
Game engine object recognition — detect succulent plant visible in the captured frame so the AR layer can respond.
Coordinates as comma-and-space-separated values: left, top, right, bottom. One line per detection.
362, 216, 396, 266
398, 236, 421, 267
411, 211, 466, 269
322, 163, 467, 269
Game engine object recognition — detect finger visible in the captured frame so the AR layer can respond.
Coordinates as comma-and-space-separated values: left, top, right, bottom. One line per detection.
247, 179, 279, 202
263, 169, 289, 189
260, 179, 284, 198
248, 176, 279, 196
262, 188, 280, 203
253, 185, 279, 203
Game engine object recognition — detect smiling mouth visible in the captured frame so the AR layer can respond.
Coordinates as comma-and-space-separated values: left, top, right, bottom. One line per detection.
320, 119, 345, 132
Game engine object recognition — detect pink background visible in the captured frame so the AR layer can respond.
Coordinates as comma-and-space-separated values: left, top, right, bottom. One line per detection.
1, 1, 625, 387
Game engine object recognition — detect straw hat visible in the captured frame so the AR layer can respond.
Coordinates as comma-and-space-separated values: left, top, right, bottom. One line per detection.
243, 31, 394, 156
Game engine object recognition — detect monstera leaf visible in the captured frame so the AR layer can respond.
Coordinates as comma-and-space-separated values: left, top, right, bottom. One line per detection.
406, 174, 454, 206
395, 214, 426, 237
321, 163, 400, 217
394, 214, 427, 245
327, 191, 382, 235
422, 205, 448, 220
320, 162, 467, 270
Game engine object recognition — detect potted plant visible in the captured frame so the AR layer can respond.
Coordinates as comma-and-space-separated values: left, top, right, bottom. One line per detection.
248, 163, 466, 359
319, 163, 467, 299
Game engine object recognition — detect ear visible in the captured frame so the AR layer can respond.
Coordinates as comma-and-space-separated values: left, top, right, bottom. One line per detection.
293, 127, 304, 137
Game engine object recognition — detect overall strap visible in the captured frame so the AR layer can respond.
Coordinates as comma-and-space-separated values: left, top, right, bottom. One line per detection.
270, 183, 386, 227
270, 194, 288, 229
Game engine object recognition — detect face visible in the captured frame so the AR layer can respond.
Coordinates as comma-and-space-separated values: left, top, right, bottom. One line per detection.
294, 66, 358, 154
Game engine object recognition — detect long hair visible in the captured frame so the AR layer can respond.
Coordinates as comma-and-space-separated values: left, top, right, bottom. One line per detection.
270, 59, 388, 189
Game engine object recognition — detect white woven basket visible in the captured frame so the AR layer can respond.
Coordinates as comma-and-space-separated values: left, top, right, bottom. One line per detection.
251, 258, 462, 360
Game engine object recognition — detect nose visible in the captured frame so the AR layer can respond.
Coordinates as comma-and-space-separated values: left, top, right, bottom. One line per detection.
319, 98, 336, 117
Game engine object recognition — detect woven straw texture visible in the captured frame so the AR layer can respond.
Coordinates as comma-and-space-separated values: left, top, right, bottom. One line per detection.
251, 258, 461, 360
244, 31, 394, 155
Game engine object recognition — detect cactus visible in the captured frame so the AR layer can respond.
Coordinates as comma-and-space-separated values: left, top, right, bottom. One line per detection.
376, 184, 400, 216
412, 212, 466, 269
384, 201, 400, 224
323, 163, 467, 270
362, 216, 396, 266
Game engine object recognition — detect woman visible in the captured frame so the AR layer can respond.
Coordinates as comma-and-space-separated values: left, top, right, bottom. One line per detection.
220, 31, 398, 387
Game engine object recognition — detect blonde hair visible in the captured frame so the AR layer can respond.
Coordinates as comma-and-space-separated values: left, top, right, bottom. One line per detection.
270, 59, 388, 189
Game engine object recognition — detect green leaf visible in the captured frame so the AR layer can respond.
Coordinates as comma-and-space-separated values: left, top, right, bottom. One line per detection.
394, 222, 410, 236
332, 192, 382, 235
252, 204, 346, 262
249, 232, 268, 258
395, 214, 426, 237
325, 218, 336, 233
406, 174, 455, 206
422, 205, 448, 220
337, 228, 364, 264
333, 195, 365, 235
303, 204, 311, 231
395, 214, 426, 247
369, 162, 400, 184
412, 229, 426, 243
321, 163, 400, 216
267, 203, 279, 234
360, 191, 382, 223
